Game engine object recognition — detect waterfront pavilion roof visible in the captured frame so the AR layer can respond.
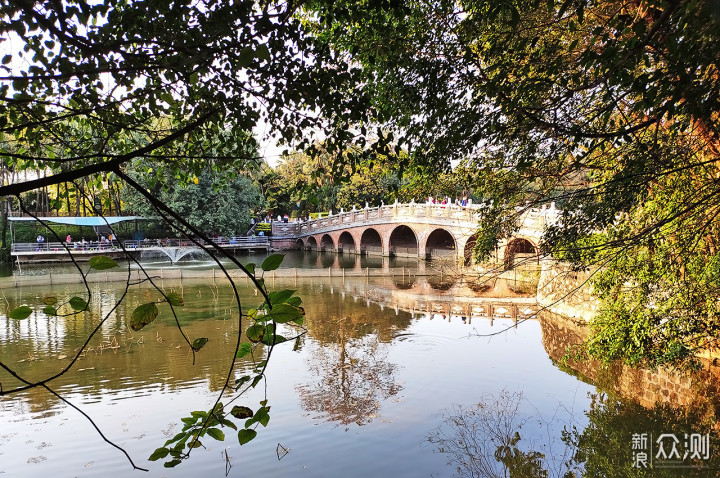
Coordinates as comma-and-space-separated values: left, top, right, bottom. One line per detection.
8, 216, 146, 227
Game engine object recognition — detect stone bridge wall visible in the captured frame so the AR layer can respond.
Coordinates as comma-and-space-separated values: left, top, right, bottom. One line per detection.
536, 259, 599, 320
540, 310, 720, 409
271, 202, 560, 264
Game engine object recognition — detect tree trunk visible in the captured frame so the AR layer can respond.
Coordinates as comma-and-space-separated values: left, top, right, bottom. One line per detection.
1, 199, 8, 249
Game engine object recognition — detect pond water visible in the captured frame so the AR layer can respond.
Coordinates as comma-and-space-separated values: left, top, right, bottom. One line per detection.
6, 250, 425, 278
1, 256, 720, 477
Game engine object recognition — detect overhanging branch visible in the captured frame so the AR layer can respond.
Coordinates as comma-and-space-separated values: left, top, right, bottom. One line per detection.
0, 107, 220, 197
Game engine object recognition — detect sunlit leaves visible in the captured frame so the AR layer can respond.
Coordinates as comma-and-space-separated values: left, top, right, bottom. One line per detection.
130, 302, 159, 331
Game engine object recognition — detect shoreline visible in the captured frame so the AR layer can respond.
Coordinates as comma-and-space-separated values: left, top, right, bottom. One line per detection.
0, 264, 538, 289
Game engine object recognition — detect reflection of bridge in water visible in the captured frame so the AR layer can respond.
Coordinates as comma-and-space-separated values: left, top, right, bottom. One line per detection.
322, 276, 538, 324
273, 202, 559, 267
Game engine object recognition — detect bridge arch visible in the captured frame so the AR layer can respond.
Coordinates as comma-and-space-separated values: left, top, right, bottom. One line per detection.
425, 228, 456, 260
296, 238, 306, 250
360, 228, 383, 255
320, 234, 335, 252
337, 231, 356, 254
389, 225, 418, 257
463, 233, 479, 266
504, 237, 538, 269
306, 236, 318, 251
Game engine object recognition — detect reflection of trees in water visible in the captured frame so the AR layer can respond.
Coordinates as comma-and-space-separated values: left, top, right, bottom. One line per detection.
392, 276, 416, 289
297, 321, 401, 427
566, 393, 720, 477
429, 389, 720, 478
428, 390, 560, 478
427, 274, 456, 291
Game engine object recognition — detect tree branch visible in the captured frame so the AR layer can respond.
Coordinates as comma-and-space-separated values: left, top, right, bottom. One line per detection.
0, 108, 219, 197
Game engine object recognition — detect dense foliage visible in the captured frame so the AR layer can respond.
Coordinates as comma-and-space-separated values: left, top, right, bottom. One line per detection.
123, 161, 263, 237
4, 0, 720, 470
310, 0, 720, 369
0, 0, 375, 469
263, 147, 482, 216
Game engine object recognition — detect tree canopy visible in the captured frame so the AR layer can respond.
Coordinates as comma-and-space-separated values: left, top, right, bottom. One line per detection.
0, 0, 357, 469
310, 0, 720, 369
4, 0, 720, 470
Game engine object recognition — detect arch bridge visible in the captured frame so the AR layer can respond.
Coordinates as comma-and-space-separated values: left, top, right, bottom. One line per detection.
272, 202, 559, 266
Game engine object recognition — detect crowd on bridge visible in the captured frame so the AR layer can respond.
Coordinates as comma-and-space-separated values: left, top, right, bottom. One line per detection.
426, 195, 470, 207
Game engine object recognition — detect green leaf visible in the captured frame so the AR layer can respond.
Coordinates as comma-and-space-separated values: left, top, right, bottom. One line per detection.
231, 405, 254, 419
219, 417, 238, 430
236, 342, 252, 359
164, 458, 182, 468
130, 302, 159, 331
149, 447, 169, 461
266, 303, 304, 323
206, 428, 225, 441
8, 305, 32, 320
244, 262, 256, 275
261, 333, 288, 346
69, 296, 88, 311
42, 296, 58, 305
237, 47, 254, 67
191, 337, 208, 351
188, 439, 203, 448
254, 406, 270, 427
255, 44, 270, 61
286, 296, 302, 307
182, 416, 198, 426
166, 292, 184, 306
268, 289, 296, 305
165, 431, 187, 447
234, 375, 251, 388
88, 255, 119, 270
238, 428, 257, 445
246, 324, 265, 343
42, 305, 57, 316
260, 254, 284, 271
